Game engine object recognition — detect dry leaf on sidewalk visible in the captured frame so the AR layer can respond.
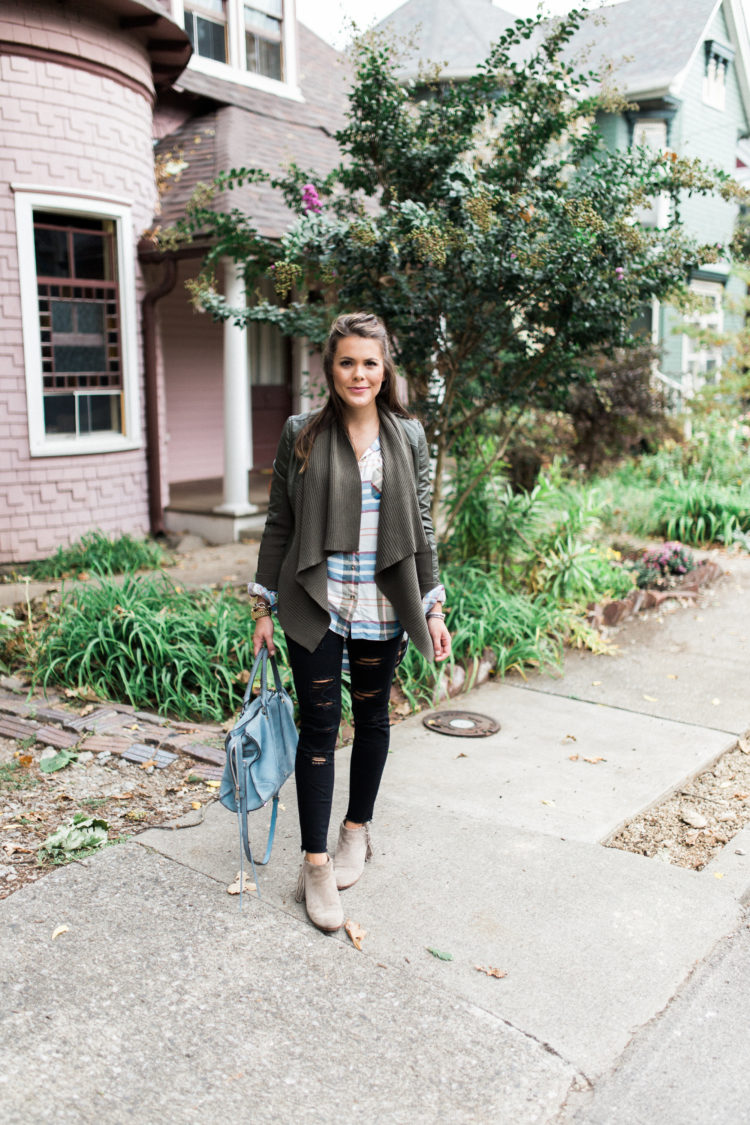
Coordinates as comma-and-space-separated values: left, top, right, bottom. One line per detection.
227, 872, 256, 895
51, 925, 69, 940
583, 756, 606, 765
475, 965, 507, 979
345, 919, 367, 950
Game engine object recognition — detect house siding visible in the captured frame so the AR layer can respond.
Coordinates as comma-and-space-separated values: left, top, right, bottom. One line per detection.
0, 1, 159, 563
159, 259, 225, 485
659, 1, 747, 384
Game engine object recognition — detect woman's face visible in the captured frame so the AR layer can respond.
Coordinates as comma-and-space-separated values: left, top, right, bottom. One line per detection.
331, 335, 385, 413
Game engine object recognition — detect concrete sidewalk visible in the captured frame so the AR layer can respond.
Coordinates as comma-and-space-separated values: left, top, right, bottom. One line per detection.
2, 554, 750, 1123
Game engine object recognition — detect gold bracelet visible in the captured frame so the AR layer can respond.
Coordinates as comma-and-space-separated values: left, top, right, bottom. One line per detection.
251, 603, 272, 621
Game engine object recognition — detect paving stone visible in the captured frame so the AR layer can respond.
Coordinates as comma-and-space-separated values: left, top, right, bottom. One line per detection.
181, 742, 225, 766
64, 708, 121, 733
33, 726, 79, 750
186, 763, 223, 781
0, 697, 32, 717
0, 715, 38, 740
133, 710, 168, 725
121, 743, 178, 769
33, 706, 77, 725
82, 734, 135, 756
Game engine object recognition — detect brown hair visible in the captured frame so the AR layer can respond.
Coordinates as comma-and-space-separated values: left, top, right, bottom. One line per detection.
294, 312, 411, 470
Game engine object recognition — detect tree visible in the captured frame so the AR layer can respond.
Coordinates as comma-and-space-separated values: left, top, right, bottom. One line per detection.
173, 8, 743, 527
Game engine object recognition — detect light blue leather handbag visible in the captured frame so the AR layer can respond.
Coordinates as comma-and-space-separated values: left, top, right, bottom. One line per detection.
219, 647, 298, 905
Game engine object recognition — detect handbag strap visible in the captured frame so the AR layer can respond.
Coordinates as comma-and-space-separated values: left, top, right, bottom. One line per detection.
239, 647, 285, 709
236, 789, 280, 911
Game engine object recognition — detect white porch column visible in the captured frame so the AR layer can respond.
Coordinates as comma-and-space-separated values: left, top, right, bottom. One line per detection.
214, 258, 258, 515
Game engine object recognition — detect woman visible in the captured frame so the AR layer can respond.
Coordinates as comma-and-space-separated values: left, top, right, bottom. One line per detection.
250, 312, 451, 932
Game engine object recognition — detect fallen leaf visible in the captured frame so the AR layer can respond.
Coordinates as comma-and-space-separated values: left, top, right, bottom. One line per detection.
734, 792, 750, 800
110, 793, 134, 801
127, 724, 141, 731
714, 872, 725, 879
455, 752, 468, 759
16, 754, 33, 768
237, 669, 251, 684
541, 799, 555, 806
591, 681, 602, 686
51, 925, 69, 940
205, 779, 220, 789
475, 965, 508, 979
138, 759, 157, 770
426, 947, 453, 961
191, 801, 202, 810
279, 803, 286, 812
643, 694, 658, 702
78, 704, 95, 717
2, 841, 32, 855
583, 756, 606, 765
667, 674, 678, 680
345, 919, 367, 950
568, 754, 580, 761
738, 737, 750, 754
227, 872, 256, 895
563, 734, 577, 743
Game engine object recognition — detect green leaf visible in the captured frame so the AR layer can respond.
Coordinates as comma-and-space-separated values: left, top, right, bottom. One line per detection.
39, 814, 109, 860
426, 947, 454, 961
39, 748, 78, 773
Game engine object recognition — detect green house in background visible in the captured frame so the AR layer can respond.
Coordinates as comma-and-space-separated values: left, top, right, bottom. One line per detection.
379, 0, 750, 402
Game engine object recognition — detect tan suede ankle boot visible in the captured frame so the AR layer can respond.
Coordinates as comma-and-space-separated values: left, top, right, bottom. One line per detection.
333, 821, 373, 890
294, 857, 344, 932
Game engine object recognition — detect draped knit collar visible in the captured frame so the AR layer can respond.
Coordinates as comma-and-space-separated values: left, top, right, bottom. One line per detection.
295, 407, 429, 576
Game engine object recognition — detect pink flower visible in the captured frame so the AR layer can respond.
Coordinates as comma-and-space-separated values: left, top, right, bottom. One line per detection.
301, 183, 322, 213
614, 266, 625, 280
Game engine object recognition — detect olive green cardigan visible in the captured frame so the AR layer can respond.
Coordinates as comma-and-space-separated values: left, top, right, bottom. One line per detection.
255, 407, 440, 659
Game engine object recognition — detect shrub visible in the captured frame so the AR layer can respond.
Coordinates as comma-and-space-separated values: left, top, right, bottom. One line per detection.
23, 530, 170, 580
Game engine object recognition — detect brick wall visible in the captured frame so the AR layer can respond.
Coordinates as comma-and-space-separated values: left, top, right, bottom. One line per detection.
0, 1, 160, 564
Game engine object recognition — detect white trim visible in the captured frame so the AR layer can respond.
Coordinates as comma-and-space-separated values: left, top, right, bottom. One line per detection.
185, 50, 303, 99
11, 183, 133, 208
14, 189, 142, 458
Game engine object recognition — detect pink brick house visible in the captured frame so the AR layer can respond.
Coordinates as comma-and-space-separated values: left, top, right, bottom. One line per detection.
1, 0, 347, 562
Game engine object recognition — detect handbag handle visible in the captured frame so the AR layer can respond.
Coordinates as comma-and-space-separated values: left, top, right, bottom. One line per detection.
240, 646, 285, 707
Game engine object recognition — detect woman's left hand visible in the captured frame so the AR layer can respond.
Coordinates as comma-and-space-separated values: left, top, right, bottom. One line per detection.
428, 616, 452, 663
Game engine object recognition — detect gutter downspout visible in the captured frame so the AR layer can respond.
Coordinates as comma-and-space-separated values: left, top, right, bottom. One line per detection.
141, 257, 177, 536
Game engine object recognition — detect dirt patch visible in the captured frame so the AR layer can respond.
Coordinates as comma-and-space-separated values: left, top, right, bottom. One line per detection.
607, 733, 750, 869
0, 680, 225, 900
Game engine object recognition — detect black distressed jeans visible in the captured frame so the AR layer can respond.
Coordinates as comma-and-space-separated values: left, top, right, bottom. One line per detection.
285, 629, 404, 854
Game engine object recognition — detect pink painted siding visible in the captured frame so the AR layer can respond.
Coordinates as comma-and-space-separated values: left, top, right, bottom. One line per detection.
0, 2, 160, 563
160, 259, 225, 484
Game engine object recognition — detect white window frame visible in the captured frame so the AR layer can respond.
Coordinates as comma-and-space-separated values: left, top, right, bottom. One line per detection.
682, 279, 724, 393
13, 186, 142, 458
172, 0, 302, 101
632, 119, 670, 228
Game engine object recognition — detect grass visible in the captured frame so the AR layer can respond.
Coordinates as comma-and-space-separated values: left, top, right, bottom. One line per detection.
21, 530, 170, 580
29, 574, 289, 723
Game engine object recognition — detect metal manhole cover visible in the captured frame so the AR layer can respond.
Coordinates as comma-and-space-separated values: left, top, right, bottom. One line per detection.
422, 711, 500, 738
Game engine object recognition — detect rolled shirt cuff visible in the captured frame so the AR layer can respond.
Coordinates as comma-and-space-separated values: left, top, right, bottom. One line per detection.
248, 582, 278, 612
422, 584, 446, 614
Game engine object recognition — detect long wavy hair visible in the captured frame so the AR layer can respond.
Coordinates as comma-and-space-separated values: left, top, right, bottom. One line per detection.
294, 312, 412, 470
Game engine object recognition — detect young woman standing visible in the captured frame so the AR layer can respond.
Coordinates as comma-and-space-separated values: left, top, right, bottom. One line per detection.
250, 312, 451, 931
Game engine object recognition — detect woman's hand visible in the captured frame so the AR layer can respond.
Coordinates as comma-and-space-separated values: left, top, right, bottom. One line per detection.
427, 616, 451, 663
253, 614, 276, 657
